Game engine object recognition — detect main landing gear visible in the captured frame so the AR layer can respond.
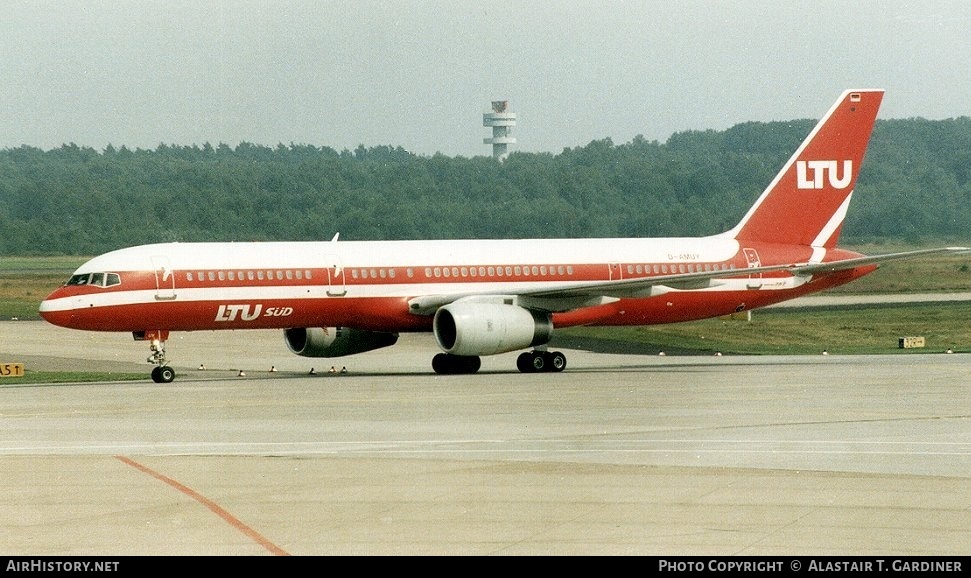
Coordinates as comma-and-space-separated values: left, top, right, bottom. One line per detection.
516, 350, 567, 373
431, 350, 567, 374
136, 329, 176, 383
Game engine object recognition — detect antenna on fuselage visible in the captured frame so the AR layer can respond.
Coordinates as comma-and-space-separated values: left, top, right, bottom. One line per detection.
331, 232, 340, 242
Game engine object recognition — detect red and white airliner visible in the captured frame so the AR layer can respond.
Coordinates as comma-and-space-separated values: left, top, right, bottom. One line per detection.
39, 89, 968, 382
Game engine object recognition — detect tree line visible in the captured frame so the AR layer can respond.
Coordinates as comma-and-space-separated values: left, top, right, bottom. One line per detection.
1, 116, 970, 256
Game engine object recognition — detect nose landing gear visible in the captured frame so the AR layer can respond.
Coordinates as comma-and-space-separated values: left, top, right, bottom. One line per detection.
150, 364, 176, 383
135, 330, 176, 383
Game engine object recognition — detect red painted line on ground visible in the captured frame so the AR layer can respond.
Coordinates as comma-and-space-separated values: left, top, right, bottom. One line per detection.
114, 455, 289, 556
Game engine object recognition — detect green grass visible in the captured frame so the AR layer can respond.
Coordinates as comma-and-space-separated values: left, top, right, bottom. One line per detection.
3, 252, 971, 359
826, 243, 971, 294
0, 272, 72, 319
0, 371, 146, 385
3, 250, 969, 320
0, 256, 88, 319
0, 255, 89, 272
560, 301, 971, 356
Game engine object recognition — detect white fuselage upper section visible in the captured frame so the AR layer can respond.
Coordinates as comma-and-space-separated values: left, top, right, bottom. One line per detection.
76, 236, 743, 274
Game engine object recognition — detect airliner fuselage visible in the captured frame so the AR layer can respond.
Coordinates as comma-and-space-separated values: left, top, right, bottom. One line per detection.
40, 237, 869, 334
39, 89, 967, 381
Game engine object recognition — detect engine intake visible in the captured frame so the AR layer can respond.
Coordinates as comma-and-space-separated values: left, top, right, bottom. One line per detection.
284, 327, 398, 358
433, 302, 552, 356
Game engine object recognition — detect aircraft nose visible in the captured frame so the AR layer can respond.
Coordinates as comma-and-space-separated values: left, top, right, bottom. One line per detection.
38, 297, 58, 323
38, 290, 71, 327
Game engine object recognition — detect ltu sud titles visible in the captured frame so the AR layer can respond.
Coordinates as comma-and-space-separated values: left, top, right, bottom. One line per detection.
658, 559, 962, 572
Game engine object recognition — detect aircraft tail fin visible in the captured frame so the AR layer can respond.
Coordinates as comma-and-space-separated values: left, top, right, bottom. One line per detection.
727, 89, 884, 248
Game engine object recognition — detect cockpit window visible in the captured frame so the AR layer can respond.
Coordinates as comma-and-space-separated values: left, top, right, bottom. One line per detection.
66, 273, 121, 288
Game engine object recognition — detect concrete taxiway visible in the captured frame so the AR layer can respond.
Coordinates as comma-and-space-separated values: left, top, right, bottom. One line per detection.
0, 321, 968, 555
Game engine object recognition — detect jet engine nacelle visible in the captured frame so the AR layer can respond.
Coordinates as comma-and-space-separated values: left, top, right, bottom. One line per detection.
433, 302, 553, 356
284, 327, 399, 358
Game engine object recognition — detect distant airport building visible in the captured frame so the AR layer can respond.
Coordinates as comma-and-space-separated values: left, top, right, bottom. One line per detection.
483, 100, 516, 159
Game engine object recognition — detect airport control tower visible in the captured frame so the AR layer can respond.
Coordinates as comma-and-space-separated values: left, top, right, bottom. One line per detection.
483, 100, 516, 159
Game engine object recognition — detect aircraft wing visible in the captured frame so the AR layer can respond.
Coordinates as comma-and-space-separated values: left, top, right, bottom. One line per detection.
790, 246, 971, 275
407, 246, 970, 315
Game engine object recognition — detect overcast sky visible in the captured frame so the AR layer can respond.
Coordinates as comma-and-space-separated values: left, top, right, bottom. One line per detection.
1, 1, 969, 157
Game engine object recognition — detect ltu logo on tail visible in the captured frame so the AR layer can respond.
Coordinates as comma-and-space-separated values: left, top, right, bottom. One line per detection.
797, 160, 852, 189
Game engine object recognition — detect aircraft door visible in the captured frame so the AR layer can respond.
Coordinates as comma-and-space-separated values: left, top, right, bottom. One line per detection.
323, 254, 346, 297
608, 263, 622, 281
742, 248, 762, 289
151, 255, 177, 300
